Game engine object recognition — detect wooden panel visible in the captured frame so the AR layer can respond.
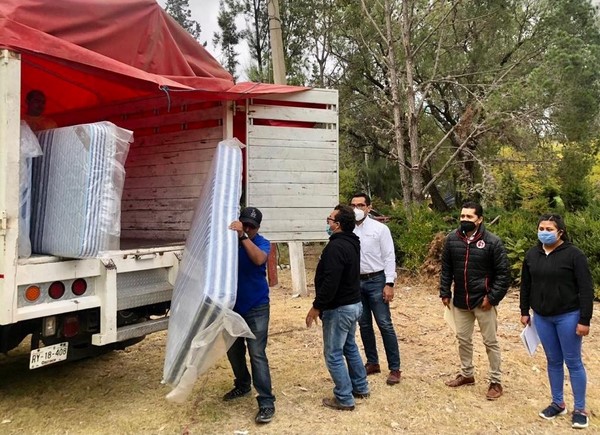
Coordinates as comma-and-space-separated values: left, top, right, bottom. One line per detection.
247, 137, 335, 149
259, 219, 327, 232
126, 161, 212, 178
130, 139, 219, 156
121, 221, 192, 232
122, 198, 198, 211
121, 210, 194, 224
260, 231, 329, 243
124, 173, 204, 189
249, 105, 337, 124
116, 106, 223, 131
248, 171, 337, 184
247, 183, 337, 197
248, 195, 336, 208
253, 89, 338, 105
133, 127, 223, 148
248, 125, 336, 142
250, 146, 336, 160
120, 229, 187, 241
249, 158, 335, 172
122, 185, 202, 200
126, 149, 215, 167
253, 207, 333, 221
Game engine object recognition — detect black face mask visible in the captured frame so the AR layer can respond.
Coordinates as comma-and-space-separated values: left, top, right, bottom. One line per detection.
460, 220, 477, 234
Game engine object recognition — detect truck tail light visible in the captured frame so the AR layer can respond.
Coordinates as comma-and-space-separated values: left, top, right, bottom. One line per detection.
71, 278, 87, 296
63, 315, 80, 338
43, 316, 57, 337
48, 281, 65, 299
25, 285, 41, 302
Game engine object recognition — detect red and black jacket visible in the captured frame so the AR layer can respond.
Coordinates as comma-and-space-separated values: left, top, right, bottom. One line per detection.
439, 224, 510, 310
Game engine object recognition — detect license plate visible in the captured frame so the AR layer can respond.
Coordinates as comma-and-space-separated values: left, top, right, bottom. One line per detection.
29, 342, 69, 369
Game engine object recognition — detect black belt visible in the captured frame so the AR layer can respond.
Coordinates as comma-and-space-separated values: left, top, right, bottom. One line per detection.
360, 270, 385, 280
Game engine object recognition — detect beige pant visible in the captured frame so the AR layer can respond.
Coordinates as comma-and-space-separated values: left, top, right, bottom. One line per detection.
453, 305, 501, 384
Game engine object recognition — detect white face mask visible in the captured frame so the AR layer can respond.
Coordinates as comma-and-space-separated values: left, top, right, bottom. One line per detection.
354, 209, 365, 221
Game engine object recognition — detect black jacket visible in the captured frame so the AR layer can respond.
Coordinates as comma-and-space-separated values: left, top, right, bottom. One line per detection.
313, 231, 361, 311
520, 241, 594, 326
440, 224, 510, 310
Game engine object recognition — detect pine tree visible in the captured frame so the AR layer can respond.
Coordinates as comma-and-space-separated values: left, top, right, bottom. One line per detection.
164, 0, 202, 42
213, 0, 243, 79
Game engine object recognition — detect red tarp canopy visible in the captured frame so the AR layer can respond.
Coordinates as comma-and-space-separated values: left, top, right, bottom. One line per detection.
0, 0, 306, 116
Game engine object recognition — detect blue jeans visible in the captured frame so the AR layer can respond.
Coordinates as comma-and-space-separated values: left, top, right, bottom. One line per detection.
359, 274, 401, 371
321, 302, 369, 406
226, 304, 275, 408
534, 310, 587, 410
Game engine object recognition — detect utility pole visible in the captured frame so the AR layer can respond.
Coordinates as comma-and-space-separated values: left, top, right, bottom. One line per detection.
266, 0, 307, 297
267, 0, 286, 85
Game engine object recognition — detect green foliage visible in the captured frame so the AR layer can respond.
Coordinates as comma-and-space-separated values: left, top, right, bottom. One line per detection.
339, 166, 359, 204
503, 237, 529, 285
386, 205, 449, 272
164, 0, 202, 41
562, 207, 600, 299
214, 0, 243, 79
556, 142, 598, 211
388, 205, 600, 297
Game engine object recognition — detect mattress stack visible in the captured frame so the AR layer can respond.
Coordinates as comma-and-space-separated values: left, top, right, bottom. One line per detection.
30, 121, 132, 258
19, 121, 43, 258
163, 138, 253, 403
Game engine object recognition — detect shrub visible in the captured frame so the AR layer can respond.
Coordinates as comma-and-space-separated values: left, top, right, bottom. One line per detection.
387, 205, 450, 273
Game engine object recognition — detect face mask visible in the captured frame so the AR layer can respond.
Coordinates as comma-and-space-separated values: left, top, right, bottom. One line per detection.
354, 209, 365, 221
326, 224, 334, 236
538, 230, 558, 245
460, 220, 476, 233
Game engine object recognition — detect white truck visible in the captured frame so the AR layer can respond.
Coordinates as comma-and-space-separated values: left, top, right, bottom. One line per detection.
0, 1, 338, 368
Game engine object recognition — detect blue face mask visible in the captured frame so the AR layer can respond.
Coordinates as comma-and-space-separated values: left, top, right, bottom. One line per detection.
326, 225, 334, 236
538, 230, 558, 245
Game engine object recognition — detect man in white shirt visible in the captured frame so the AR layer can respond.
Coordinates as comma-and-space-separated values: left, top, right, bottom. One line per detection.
350, 193, 401, 385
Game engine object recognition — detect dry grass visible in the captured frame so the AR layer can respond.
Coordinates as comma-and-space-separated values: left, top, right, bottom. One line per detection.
0, 270, 598, 434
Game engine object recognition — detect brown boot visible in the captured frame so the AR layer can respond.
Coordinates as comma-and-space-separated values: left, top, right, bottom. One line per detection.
486, 383, 503, 400
445, 374, 475, 387
322, 397, 355, 411
386, 370, 401, 385
364, 363, 381, 375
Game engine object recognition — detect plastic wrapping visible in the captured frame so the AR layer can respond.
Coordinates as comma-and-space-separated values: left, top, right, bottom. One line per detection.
163, 138, 253, 403
30, 121, 132, 258
19, 121, 43, 258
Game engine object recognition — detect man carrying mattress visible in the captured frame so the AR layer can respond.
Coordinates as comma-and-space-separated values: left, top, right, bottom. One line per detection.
225, 207, 276, 424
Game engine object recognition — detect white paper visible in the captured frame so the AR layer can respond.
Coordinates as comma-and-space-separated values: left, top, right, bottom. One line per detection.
520, 322, 541, 356
444, 304, 456, 334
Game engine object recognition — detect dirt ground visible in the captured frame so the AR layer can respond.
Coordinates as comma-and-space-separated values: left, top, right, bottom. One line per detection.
0, 270, 599, 435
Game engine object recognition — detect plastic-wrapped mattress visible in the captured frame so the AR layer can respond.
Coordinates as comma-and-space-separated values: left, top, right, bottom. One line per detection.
30, 121, 132, 258
163, 138, 253, 403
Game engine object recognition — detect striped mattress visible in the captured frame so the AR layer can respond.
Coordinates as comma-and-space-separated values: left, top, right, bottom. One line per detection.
163, 138, 253, 403
30, 121, 132, 258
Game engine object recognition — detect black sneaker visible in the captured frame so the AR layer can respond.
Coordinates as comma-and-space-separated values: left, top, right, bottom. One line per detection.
539, 402, 567, 420
222, 386, 251, 401
255, 407, 275, 424
572, 410, 589, 429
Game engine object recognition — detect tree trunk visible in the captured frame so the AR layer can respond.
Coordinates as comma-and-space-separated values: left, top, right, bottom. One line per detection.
384, 0, 411, 210
400, 0, 424, 203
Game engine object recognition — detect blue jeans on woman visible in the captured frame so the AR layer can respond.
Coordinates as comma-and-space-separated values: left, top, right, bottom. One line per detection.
322, 302, 369, 406
534, 310, 587, 410
227, 303, 275, 408
359, 274, 401, 371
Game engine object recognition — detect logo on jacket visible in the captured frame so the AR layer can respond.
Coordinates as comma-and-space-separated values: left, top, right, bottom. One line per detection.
476, 240, 486, 249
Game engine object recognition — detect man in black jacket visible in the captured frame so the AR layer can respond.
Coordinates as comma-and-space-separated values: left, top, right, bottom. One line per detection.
440, 201, 510, 400
306, 205, 369, 411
